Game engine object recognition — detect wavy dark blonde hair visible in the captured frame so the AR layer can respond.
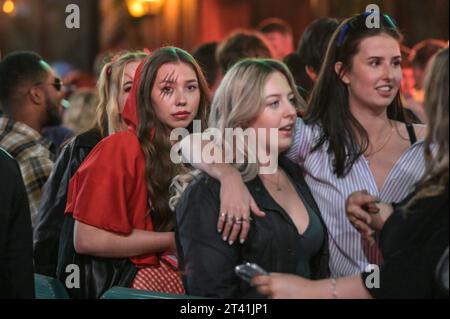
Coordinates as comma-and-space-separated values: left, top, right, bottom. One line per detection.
170, 58, 305, 209
137, 47, 209, 231
96, 51, 147, 137
405, 48, 449, 211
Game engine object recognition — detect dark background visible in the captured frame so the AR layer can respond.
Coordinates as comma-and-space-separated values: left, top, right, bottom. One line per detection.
1, 0, 448, 72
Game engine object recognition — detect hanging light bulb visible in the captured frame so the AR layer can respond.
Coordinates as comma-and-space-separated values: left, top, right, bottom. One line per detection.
2, 0, 16, 15
125, 0, 164, 18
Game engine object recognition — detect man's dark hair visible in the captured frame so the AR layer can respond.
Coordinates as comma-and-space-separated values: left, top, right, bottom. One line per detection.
409, 39, 447, 69
192, 42, 219, 88
0, 51, 47, 108
295, 18, 339, 92
257, 18, 292, 36
216, 30, 272, 74
297, 18, 340, 73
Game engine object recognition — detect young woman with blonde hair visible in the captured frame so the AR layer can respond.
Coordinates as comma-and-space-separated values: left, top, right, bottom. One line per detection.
173, 58, 329, 298
34, 51, 146, 278
180, 13, 429, 277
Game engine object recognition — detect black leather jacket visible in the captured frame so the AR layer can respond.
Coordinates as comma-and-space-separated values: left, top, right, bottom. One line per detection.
33, 129, 102, 277
176, 157, 330, 298
33, 128, 137, 299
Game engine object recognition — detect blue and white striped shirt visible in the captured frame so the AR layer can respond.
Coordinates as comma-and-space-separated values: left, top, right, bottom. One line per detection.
286, 118, 426, 276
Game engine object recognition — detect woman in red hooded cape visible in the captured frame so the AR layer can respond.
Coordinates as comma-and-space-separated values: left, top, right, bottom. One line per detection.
61, 47, 209, 298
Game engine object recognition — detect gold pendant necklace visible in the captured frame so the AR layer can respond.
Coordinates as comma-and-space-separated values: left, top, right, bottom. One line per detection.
364, 121, 395, 165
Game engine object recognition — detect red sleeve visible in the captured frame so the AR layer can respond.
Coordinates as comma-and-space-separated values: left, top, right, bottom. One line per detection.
66, 131, 147, 235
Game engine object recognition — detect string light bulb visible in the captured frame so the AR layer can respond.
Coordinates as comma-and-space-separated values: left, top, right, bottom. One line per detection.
126, 0, 164, 18
2, 0, 16, 15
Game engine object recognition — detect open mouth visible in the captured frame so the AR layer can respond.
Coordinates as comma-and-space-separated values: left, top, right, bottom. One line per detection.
279, 123, 294, 135
376, 85, 394, 93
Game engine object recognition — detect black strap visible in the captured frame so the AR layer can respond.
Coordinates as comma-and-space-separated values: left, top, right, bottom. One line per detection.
405, 123, 417, 145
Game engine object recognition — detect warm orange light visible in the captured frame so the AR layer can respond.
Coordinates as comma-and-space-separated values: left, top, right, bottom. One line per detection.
2, 0, 15, 15
126, 0, 164, 18
127, 0, 145, 17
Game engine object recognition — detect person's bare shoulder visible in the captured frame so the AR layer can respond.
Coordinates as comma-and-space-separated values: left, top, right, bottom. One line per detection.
413, 124, 428, 141
392, 121, 428, 142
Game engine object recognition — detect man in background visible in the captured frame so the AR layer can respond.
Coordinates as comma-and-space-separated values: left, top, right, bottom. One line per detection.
0, 51, 63, 225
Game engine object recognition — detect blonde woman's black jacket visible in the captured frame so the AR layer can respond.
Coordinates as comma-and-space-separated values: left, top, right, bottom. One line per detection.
176, 156, 330, 298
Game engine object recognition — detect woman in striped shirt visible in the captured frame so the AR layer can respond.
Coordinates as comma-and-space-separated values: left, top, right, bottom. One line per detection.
180, 12, 427, 277
252, 47, 448, 299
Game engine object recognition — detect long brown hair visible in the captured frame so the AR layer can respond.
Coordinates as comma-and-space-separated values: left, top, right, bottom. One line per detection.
406, 48, 449, 210
137, 47, 209, 231
305, 13, 409, 177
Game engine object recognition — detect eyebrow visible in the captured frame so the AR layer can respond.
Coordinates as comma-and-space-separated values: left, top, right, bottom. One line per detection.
160, 78, 198, 85
160, 70, 178, 84
123, 73, 134, 80
185, 79, 198, 84
367, 55, 402, 60
265, 91, 294, 99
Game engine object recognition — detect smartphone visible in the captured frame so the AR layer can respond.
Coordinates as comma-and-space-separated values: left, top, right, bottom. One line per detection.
235, 262, 269, 283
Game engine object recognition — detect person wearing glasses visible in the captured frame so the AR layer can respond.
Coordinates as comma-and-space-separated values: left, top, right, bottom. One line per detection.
179, 12, 428, 277
0, 51, 64, 227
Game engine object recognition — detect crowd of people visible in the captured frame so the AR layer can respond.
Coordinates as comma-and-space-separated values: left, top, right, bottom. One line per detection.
0, 12, 448, 299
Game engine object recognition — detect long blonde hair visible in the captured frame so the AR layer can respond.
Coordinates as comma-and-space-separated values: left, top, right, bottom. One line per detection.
406, 47, 448, 210
209, 58, 304, 180
96, 51, 147, 137
170, 58, 305, 210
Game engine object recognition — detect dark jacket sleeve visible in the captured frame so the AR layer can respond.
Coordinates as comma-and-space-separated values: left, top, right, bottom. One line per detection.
362, 188, 449, 299
33, 132, 97, 277
362, 227, 448, 298
175, 176, 244, 298
0, 151, 35, 299
33, 142, 73, 276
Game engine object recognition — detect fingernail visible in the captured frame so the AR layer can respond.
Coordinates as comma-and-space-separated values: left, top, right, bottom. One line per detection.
229, 240, 234, 245
223, 236, 227, 241
218, 229, 222, 233
240, 239, 245, 244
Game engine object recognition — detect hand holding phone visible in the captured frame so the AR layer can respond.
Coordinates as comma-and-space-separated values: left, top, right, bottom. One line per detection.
235, 262, 269, 283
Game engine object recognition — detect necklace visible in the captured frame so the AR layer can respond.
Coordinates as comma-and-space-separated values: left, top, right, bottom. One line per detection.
364, 121, 395, 164
260, 170, 282, 191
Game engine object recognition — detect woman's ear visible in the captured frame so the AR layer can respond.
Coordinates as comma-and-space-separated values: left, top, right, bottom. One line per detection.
335, 61, 350, 85
305, 66, 318, 82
